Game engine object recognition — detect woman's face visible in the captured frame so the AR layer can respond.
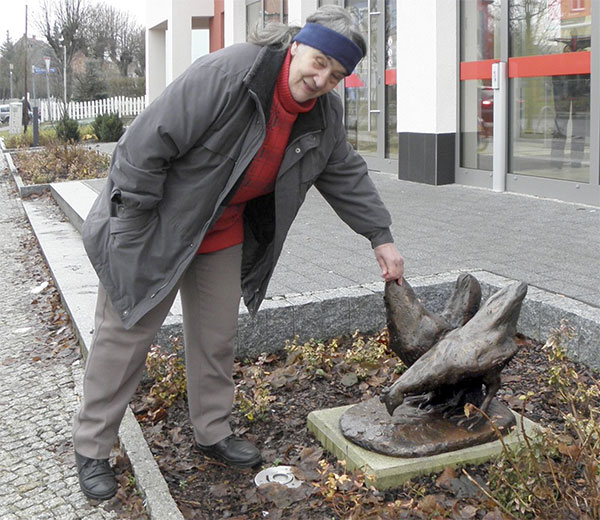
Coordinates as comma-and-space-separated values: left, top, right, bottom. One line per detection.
288, 42, 347, 103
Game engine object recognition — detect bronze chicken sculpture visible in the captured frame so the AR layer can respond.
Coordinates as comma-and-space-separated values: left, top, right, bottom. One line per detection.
380, 275, 528, 426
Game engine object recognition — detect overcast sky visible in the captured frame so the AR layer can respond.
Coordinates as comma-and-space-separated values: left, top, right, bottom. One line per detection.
0, 0, 147, 44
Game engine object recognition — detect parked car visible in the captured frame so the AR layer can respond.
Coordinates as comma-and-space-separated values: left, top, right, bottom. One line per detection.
0, 105, 9, 124
0, 104, 33, 125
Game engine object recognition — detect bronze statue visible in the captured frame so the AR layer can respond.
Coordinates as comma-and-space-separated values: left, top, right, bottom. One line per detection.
384, 273, 481, 367
339, 275, 528, 457
381, 277, 527, 423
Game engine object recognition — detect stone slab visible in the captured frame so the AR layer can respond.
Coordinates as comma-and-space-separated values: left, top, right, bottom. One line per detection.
51, 181, 99, 233
307, 404, 541, 491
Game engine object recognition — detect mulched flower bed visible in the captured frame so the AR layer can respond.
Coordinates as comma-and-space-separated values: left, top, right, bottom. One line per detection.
131, 329, 599, 519
12, 143, 109, 185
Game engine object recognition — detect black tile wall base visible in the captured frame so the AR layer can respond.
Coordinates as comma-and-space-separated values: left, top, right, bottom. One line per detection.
398, 132, 455, 185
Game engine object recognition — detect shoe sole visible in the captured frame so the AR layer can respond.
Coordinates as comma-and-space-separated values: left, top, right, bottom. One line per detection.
80, 484, 118, 501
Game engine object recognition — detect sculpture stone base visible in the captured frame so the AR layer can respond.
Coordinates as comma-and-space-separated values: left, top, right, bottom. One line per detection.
308, 404, 540, 490
339, 396, 515, 458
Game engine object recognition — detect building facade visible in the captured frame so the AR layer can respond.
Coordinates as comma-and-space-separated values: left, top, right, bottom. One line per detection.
145, 0, 599, 206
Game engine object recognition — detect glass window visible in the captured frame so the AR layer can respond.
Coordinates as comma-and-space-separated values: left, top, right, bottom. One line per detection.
509, 0, 591, 182
247, 1, 288, 36
461, 0, 501, 62
246, 1, 261, 39
344, 1, 374, 154
264, 0, 283, 26
385, 0, 397, 159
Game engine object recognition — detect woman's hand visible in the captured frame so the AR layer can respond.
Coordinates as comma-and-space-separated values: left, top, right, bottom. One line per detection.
374, 243, 404, 284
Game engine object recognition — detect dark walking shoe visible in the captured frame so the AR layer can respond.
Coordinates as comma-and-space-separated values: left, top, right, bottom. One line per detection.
75, 451, 118, 501
197, 435, 262, 468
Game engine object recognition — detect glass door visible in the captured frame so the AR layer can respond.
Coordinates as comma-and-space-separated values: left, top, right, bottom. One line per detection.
342, 0, 397, 171
459, 0, 501, 175
458, 0, 596, 204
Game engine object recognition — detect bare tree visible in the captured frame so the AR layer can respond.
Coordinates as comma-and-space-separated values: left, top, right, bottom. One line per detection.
86, 3, 144, 76
0, 32, 17, 99
37, 0, 89, 102
132, 27, 145, 77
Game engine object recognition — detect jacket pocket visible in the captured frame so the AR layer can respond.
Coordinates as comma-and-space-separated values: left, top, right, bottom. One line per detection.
110, 207, 156, 234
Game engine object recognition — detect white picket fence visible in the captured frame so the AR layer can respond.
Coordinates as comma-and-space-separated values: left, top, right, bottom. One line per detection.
27, 96, 147, 123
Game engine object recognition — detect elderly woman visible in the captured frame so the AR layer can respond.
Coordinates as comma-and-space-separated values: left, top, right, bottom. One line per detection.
73, 5, 404, 501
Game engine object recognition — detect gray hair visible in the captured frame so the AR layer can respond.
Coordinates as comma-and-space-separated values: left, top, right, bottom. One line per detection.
248, 5, 366, 57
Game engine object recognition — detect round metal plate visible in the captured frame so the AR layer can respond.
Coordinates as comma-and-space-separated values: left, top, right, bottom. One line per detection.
254, 466, 303, 488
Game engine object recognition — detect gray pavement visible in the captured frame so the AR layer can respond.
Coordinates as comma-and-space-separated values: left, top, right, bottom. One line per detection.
279, 172, 600, 307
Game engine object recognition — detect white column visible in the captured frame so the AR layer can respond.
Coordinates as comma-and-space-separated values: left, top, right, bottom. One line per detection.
168, 3, 194, 84
224, 0, 246, 46
147, 27, 167, 103
396, 0, 457, 134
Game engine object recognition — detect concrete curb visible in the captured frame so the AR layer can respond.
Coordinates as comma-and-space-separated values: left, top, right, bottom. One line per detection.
3, 148, 51, 197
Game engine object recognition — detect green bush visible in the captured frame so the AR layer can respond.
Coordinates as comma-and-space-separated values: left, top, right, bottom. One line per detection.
92, 112, 124, 142
56, 116, 81, 143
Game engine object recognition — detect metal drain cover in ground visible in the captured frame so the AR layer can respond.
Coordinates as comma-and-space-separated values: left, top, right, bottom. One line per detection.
254, 466, 303, 488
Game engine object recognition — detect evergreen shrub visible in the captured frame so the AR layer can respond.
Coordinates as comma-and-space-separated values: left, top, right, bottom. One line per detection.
93, 112, 124, 142
56, 116, 81, 143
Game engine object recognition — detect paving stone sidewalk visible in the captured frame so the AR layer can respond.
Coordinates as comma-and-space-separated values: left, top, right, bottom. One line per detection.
0, 156, 122, 519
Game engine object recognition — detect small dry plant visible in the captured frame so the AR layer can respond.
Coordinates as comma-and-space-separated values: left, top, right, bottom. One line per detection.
467, 320, 600, 519
285, 336, 340, 377
285, 329, 402, 384
144, 337, 187, 422
235, 363, 276, 423
233, 330, 399, 424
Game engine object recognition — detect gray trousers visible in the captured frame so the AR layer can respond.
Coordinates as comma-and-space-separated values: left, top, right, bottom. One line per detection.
73, 244, 242, 459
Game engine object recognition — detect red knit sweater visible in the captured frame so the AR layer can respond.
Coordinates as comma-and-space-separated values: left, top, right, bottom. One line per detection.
198, 50, 316, 254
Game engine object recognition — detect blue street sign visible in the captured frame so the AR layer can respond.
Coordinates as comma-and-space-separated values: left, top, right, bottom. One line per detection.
33, 66, 56, 74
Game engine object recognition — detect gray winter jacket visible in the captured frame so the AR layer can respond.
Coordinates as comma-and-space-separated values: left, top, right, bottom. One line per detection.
82, 43, 393, 329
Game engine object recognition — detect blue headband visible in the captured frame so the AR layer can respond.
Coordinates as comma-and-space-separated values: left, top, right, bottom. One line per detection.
292, 23, 363, 74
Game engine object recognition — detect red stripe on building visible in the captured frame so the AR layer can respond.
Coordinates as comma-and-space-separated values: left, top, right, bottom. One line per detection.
508, 51, 590, 77
345, 74, 365, 88
460, 52, 590, 81
460, 59, 499, 80
385, 69, 396, 85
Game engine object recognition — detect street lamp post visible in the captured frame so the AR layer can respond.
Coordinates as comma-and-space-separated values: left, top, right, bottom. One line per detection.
31, 65, 37, 100
44, 57, 52, 122
63, 46, 67, 109
9, 63, 13, 99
